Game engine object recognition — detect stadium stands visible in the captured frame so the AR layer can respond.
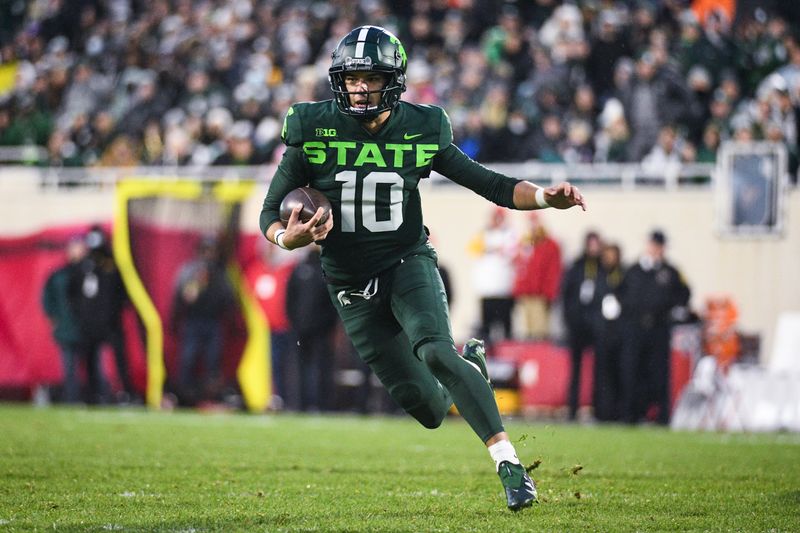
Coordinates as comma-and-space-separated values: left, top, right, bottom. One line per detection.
0, 0, 797, 181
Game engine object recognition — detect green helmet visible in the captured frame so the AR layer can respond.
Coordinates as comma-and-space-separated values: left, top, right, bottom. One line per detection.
328, 26, 407, 120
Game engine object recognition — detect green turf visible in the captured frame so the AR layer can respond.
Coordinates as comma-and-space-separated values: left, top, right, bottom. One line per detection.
0, 405, 798, 532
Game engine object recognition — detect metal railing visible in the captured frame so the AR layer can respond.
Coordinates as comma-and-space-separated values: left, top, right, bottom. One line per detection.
0, 161, 716, 190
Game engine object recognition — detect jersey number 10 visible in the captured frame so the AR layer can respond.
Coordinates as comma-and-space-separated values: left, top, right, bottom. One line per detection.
336, 171, 404, 233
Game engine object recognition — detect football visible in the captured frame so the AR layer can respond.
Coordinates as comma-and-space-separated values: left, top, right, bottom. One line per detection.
279, 186, 331, 226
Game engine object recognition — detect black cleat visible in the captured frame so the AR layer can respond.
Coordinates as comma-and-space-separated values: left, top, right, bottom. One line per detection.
498, 461, 538, 511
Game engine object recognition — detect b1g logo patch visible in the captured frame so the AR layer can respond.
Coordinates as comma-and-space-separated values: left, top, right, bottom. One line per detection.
316, 128, 337, 137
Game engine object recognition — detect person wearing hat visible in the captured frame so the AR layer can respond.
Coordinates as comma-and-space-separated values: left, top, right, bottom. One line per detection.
618, 229, 691, 425
72, 225, 137, 404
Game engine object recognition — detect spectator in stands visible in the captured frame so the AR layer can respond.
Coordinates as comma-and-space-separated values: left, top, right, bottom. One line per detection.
73, 225, 136, 404
641, 124, 682, 175
592, 243, 625, 422
593, 98, 630, 163
627, 1, 657, 54
483, 6, 532, 86
42, 234, 87, 403
482, 108, 537, 162
192, 107, 232, 164
675, 10, 718, 82
211, 120, 267, 166
97, 134, 140, 167
696, 122, 721, 163
731, 116, 755, 142
735, 10, 786, 96
562, 119, 595, 164
585, 9, 629, 102
140, 118, 165, 165
533, 114, 566, 163
609, 57, 635, 103
42, 129, 82, 168
171, 235, 236, 406
512, 213, 562, 339
621, 52, 664, 161
718, 71, 742, 113
685, 65, 715, 141
565, 84, 599, 129
455, 110, 485, 161
152, 125, 191, 166
515, 48, 569, 122
538, 3, 588, 68
56, 61, 112, 133
698, 8, 736, 86
2, 0, 799, 169
483, 5, 524, 70
618, 230, 691, 425
767, 81, 798, 171
619, 50, 694, 161
285, 245, 338, 412
177, 67, 230, 119
83, 111, 118, 164
479, 83, 511, 135
2, 93, 52, 148
468, 208, 518, 347
708, 89, 735, 137
561, 230, 603, 421
117, 72, 171, 139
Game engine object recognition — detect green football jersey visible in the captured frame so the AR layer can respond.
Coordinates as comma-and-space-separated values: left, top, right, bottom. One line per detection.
261, 99, 519, 285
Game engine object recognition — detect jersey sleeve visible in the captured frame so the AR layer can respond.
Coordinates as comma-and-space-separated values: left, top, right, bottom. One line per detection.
259, 146, 310, 235
432, 143, 520, 208
438, 107, 454, 148
280, 105, 304, 147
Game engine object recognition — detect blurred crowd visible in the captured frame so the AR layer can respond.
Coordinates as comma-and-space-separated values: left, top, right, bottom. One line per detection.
1, 0, 799, 176
41, 209, 695, 423
41, 227, 388, 413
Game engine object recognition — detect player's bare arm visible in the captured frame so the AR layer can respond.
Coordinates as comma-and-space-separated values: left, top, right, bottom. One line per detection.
513, 180, 587, 211
266, 206, 333, 250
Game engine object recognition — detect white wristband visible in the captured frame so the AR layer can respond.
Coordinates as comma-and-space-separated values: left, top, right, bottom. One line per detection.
535, 187, 550, 209
274, 229, 289, 250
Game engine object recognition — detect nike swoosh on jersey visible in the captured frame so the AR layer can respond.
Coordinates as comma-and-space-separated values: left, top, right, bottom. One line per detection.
403, 133, 423, 140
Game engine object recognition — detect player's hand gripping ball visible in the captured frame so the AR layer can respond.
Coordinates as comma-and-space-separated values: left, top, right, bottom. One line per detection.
279, 187, 331, 226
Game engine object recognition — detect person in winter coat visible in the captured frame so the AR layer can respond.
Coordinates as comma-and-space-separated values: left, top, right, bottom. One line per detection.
512, 213, 562, 339
285, 245, 339, 412
42, 235, 87, 403
561, 231, 603, 420
618, 230, 691, 425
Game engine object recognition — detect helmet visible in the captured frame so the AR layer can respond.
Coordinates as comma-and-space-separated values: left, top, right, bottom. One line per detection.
329, 26, 407, 120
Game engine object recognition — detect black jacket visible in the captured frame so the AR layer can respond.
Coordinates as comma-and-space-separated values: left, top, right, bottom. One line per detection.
619, 258, 690, 330
286, 251, 338, 338
562, 255, 603, 330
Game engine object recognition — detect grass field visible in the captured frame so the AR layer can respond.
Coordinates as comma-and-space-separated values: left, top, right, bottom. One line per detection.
1, 405, 798, 532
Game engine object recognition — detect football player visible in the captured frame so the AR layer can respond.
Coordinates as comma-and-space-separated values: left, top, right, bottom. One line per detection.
260, 26, 586, 511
